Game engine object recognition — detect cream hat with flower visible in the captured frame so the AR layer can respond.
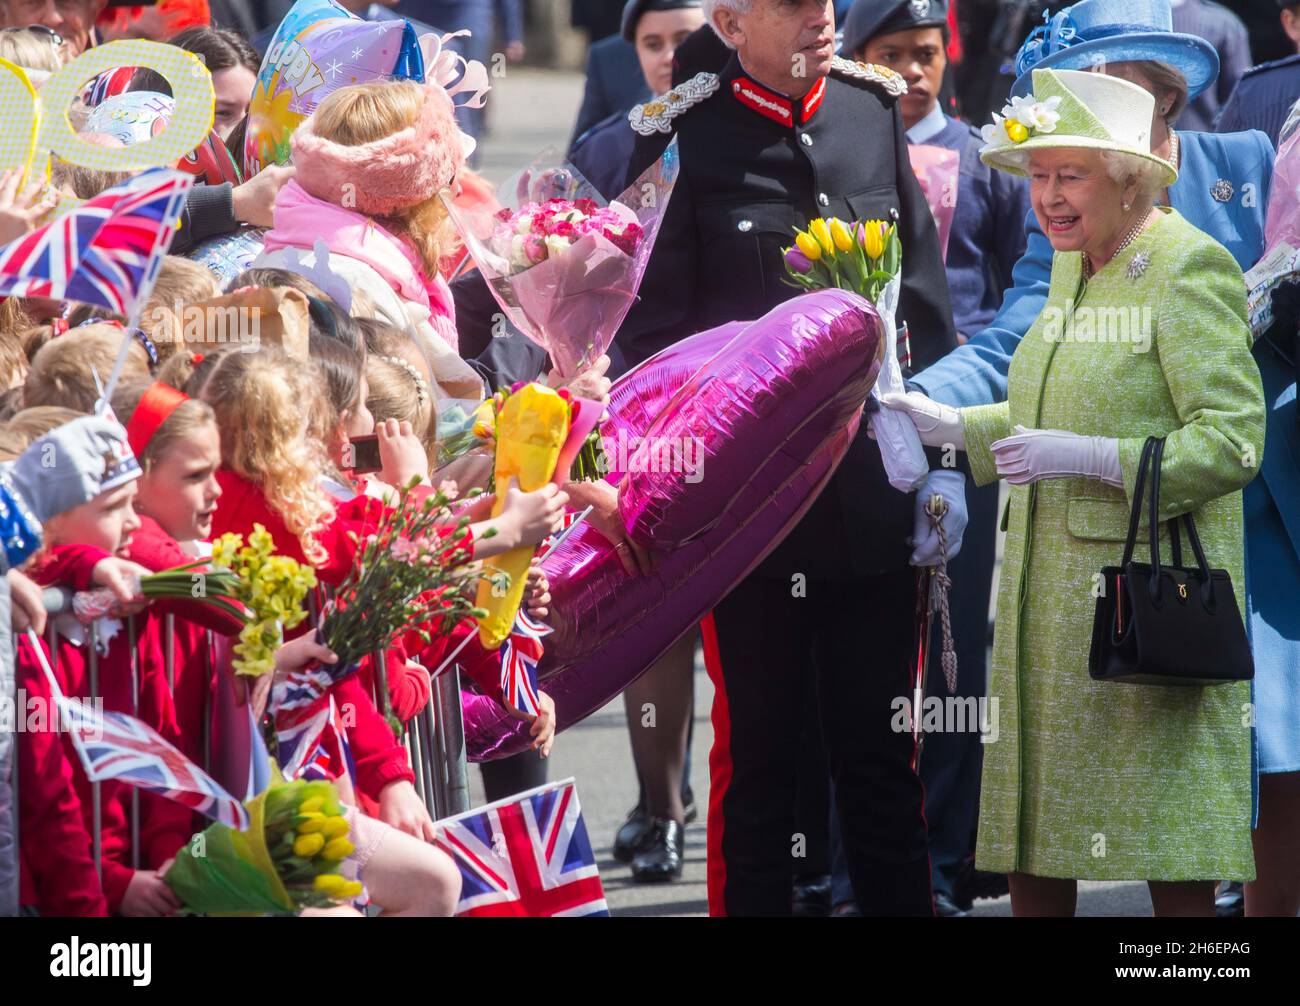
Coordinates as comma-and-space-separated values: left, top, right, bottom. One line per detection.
978, 68, 1177, 188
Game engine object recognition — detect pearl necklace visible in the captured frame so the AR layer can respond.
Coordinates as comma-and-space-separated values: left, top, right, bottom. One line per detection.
1083, 208, 1155, 281
1169, 128, 1180, 170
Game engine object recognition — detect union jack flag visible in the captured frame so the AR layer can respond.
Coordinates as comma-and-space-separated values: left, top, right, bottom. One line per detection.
0, 168, 192, 319
434, 779, 608, 917
56, 694, 249, 830
500, 609, 548, 716
271, 661, 359, 803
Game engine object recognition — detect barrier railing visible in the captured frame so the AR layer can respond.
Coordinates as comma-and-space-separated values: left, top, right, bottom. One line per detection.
3, 588, 470, 911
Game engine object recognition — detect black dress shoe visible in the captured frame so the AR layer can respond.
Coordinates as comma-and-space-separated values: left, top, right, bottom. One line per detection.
1215, 881, 1244, 918
934, 892, 969, 917
630, 818, 684, 882
791, 874, 833, 917
951, 862, 1009, 912
613, 805, 653, 863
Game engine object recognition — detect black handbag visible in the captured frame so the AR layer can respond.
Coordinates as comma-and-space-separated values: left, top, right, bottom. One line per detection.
1088, 436, 1254, 686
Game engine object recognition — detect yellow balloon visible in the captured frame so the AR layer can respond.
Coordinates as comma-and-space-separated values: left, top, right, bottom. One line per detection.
0, 40, 214, 224
38, 40, 215, 175
0, 59, 39, 183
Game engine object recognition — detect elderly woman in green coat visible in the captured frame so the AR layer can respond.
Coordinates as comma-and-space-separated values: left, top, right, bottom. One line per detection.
883, 67, 1266, 917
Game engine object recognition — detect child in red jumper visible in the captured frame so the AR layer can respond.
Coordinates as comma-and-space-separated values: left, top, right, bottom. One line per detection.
17, 432, 191, 916
113, 380, 245, 763
201, 348, 565, 832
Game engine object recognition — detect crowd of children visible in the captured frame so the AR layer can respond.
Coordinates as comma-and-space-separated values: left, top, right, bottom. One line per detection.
0, 26, 613, 917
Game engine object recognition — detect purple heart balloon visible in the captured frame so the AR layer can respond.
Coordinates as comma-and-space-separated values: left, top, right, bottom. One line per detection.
465, 289, 883, 760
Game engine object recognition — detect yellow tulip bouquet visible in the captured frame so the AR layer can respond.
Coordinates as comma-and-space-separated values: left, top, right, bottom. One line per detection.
784, 216, 927, 490
164, 778, 363, 914
783, 216, 901, 304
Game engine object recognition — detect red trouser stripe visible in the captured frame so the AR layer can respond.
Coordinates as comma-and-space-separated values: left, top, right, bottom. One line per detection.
699, 611, 730, 917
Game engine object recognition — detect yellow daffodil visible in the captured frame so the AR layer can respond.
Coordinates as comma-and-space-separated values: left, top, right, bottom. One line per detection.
794, 230, 822, 261
829, 218, 854, 253
809, 217, 834, 256
293, 832, 326, 857
322, 837, 355, 861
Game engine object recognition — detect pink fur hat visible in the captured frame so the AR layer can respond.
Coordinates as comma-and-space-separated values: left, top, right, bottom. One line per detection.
290, 82, 467, 217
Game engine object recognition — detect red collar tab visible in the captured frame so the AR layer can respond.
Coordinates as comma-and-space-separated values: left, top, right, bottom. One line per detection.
800, 76, 826, 123
730, 74, 827, 126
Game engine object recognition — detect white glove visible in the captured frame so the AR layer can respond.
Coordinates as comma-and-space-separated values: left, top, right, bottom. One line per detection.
990, 425, 1123, 486
877, 390, 965, 450
911, 469, 968, 566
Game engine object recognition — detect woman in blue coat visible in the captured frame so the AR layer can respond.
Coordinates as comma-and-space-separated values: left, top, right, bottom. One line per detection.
908, 0, 1300, 916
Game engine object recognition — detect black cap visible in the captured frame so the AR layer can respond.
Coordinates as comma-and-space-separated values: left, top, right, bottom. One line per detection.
621, 0, 704, 43
840, 0, 948, 57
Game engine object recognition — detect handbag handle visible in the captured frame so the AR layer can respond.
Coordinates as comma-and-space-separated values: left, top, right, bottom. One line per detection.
1147, 438, 1216, 607
1119, 435, 1160, 568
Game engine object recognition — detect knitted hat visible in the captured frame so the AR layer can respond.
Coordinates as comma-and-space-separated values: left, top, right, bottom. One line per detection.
8, 416, 141, 524
290, 83, 467, 218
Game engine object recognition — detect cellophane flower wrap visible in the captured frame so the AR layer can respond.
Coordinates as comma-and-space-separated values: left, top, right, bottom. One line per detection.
782, 217, 929, 491
1248, 102, 1300, 336
318, 480, 493, 717
443, 142, 679, 376
475, 383, 570, 650
164, 777, 363, 914
442, 143, 679, 478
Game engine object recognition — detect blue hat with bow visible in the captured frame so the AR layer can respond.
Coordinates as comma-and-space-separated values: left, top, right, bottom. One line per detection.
1009, 0, 1218, 102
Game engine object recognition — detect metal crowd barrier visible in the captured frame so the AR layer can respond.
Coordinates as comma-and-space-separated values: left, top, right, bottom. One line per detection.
4, 589, 469, 907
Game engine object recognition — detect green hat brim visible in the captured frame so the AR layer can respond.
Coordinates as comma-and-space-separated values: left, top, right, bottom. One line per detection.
979, 133, 1177, 189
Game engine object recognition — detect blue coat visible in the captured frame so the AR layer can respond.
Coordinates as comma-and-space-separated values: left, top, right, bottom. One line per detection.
924, 115, 1031, 338
569, 35, 649, 153
570, 110, 637, 201
914, 127, 1300, 776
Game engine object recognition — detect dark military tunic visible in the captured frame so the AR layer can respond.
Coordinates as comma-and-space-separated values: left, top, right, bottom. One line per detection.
617, 36, 957, 916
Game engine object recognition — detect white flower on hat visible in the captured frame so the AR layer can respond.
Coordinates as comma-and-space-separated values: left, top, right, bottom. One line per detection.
1006, 93, 1062, 133
980, 113, 1013, 148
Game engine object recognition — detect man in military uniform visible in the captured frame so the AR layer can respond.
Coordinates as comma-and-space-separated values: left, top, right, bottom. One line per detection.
618, 0, 964, 916
1216, 1, 1300, 146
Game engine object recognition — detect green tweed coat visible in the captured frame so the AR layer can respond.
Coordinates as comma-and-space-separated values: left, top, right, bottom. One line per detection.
961, 208, 1265, 881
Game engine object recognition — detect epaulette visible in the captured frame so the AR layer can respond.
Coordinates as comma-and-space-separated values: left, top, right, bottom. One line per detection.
628, 72, 720, 136
830, 56, 907, 97
1240, 52, 1300, 80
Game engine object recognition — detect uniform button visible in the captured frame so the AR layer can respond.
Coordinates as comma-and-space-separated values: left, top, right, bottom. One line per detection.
818, 193, 829, 207
737, 219, 753, 232
889, 207, 899, 221
800, 133, 813, 146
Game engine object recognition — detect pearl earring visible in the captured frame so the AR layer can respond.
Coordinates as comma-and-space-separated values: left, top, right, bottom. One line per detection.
1122, 202, 1131, 211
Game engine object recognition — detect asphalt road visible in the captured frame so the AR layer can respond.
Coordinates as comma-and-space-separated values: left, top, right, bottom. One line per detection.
470, 67, 1159, 919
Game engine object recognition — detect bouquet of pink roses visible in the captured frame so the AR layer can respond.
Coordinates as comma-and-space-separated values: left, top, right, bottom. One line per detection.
442, 143, 680, 380
492, 198, 644, 273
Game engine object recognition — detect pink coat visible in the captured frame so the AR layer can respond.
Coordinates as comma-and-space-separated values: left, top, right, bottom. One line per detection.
258, 181, 483, 400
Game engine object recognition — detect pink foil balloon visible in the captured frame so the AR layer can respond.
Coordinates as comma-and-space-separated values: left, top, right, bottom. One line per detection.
465, 290, 884, 760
